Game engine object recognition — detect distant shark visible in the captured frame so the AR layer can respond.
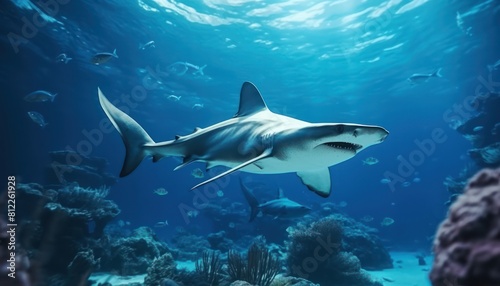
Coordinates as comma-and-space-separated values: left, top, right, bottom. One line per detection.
98, 82, 388, 198
240, 179, 311, 222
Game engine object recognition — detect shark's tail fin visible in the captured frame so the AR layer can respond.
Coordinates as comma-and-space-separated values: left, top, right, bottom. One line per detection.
240, 179, 259, 222
432, 68, 443, 78
98, 87, 154, 177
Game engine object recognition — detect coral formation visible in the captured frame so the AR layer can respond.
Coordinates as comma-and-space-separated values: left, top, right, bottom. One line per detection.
170, 228, 211, 260
14, 182, 120, 283
207, 231, 234, 252
143, 252, 177, 286
99, 226, 170, 275
67, 249, 99, 285
445, 92, 500, 201
45, 183, 120, 237
286, 217, 382, 286
331, 214, 393, 270
270, 275, 319, 286
430, 168, 500, 286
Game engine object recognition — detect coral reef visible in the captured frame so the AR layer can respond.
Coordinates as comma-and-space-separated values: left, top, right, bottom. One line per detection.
99, 226, 170, 275
229, 281, 254, 286
430, 168, 500, 286
331, 214, 393, 270
445, 92, 500, 202
170, 227, 211, 260
44, 183, 120, 237
286, 217, 382, 286
143, 252, 177, 286
207, 231, 234, 252
270, 275, 319, 285
228, 243, 281, 286
14, 182, 120, 284
67, 249, 99, 285
46, 150, 117, 188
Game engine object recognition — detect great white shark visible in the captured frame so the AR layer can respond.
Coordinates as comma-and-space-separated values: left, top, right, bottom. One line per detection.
98, 82, 389, 198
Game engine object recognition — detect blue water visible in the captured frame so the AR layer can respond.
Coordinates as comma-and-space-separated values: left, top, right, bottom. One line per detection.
2, 0, 499, 275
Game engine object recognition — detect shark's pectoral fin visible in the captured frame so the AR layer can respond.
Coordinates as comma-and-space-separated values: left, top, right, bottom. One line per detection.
297, 169, 332, 198
191, 148, 273, 190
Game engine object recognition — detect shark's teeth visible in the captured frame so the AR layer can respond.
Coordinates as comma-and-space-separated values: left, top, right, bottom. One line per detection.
324, 142, 362, 151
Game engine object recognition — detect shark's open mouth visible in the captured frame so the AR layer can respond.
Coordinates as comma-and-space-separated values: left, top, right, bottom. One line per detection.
323, 142, 362, 151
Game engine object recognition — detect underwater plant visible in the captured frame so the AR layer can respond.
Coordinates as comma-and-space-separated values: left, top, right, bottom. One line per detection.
195, 250, 223, 286
228, 243, 281, 286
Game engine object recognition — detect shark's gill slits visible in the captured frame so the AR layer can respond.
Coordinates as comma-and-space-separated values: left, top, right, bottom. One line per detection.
323, 142, 362, 151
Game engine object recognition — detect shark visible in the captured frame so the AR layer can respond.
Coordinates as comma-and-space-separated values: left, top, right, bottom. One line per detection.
240, 179, 311, 222
98, 81, 389, 198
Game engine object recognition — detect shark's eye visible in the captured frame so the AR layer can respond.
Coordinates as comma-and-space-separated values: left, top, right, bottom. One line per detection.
337, 125, 344, 134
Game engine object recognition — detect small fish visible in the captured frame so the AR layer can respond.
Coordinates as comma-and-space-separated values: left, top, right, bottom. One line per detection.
55, 53, 72, 64
154, 220, 168, 228
153, 187, 168, 195
362, 156, 379, 165
407, 68, 443, 84
139, 40, 155, 50
27, 111, 48, 128
412, 177, 421, 183
24, 90, 57, 102
381, 217, 395, 226
167, 95, 181, 101
216, 190, 224, 197
380, 178, 391, 184
487, 59, 500, 73
192, 103, 204, 110
360, 215, 374, 223
402, 181, 411, 187
191, 168, 204, 178
91, 48, 118, 65
473, 126, 484, 132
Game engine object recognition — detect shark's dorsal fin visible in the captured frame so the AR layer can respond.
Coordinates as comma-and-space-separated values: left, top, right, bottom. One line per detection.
234, 82, 268, 117
278, 188, 285, 199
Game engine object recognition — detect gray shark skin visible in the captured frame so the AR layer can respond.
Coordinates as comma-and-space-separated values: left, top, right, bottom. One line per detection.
98, 82, 389, 198
240, 179, 311, 222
